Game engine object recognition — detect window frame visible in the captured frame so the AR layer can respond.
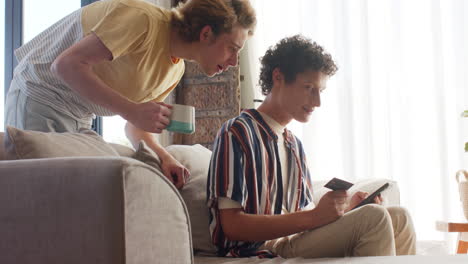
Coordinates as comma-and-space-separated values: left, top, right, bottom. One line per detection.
3, 0, 102, 134
4, 0, 22, 103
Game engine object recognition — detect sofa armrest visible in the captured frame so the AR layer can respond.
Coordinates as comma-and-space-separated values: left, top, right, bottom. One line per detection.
312, 178, 401, 206
0, 157, 193, 264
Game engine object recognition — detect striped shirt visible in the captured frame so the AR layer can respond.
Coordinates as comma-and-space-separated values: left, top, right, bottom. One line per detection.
11, 0, 184, 125
207, 109, 314, 257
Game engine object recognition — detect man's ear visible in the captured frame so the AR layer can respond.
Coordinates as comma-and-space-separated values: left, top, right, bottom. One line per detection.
199, 25, 213, 43
272, 68, 283, 83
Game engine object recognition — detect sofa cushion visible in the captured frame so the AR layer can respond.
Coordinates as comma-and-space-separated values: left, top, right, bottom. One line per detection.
133, 141, 161, 170
3, 126, 119, 160
133, 142, 216, 253
166, 144, 216, 254
194, 255, 468, 264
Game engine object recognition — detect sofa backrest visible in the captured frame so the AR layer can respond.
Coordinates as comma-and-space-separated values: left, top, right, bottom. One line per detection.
0, 132, 4, 160
0, 130, 137, 161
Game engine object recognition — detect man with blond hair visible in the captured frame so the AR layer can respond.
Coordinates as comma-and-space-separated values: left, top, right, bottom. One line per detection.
6, 0, 256, 189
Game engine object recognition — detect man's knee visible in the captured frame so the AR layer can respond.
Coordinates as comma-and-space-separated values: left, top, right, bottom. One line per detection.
349, 204, 396, 256
387, 206, 411, 220
386, 206, 415, 234
358, 204, 392, 223
355, 204, 394, 233
387, 207, 412, 227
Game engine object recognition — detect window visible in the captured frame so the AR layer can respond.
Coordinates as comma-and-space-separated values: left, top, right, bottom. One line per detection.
3, 0, 166, 143
23, 0, 80, 42
103, 116, 132, 146
2, 0, 81, 132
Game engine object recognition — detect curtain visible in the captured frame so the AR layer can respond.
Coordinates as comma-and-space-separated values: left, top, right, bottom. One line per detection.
241, 0, 468, 244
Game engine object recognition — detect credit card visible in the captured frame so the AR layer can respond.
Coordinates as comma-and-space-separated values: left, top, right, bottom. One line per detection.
324, 177, 354, 191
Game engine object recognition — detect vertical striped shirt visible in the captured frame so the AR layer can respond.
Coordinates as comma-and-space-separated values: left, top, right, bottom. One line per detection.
207, 109, 314, 257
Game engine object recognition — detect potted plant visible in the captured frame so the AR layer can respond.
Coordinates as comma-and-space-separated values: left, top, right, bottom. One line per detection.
458, 110, 468, 220
464, 110, 468, 152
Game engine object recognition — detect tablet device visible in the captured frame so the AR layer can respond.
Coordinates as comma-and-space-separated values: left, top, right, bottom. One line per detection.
353, 182, 390, 209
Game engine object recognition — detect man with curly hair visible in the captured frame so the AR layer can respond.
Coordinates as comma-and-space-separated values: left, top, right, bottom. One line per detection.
5, 0, 255, 189
207, 35, 416, 258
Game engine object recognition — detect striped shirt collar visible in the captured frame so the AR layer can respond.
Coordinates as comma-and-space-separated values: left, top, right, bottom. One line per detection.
242, 109, 296, 146
257, 110, 286, 136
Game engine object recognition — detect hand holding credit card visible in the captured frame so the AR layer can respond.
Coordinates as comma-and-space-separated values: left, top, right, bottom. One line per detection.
324, 177, 354, 191
324, 178, 390, 210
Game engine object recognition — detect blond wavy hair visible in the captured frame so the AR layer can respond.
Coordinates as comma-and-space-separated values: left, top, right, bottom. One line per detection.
172, 0, 256, 42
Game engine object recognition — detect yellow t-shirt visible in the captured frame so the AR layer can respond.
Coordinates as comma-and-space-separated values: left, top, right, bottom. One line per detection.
81, 0, 185, 103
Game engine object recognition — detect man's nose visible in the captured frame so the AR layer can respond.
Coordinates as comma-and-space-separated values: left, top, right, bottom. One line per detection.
311, 90, 321, 107
228, 54, 239, 67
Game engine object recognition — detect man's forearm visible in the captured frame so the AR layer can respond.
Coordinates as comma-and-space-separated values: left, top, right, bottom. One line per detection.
125, 122, 171, 160
220, 208, 332, 242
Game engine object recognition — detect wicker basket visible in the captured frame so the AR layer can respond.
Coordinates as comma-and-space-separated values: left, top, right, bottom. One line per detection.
456, 170, 468, 220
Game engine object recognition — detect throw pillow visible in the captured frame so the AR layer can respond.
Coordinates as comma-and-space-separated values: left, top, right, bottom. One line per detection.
3, 126, 119, 160
133, 141, 216, 254
109, 143, 136, 158
166, 144, 217, 254
133, 141, 161, 170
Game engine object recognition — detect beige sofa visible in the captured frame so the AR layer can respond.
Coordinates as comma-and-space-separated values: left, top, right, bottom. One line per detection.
1, 131, 468, 264
0, 131, 194, 264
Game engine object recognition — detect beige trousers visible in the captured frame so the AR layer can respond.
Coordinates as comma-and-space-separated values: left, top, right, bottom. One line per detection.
260, 205, 416, 258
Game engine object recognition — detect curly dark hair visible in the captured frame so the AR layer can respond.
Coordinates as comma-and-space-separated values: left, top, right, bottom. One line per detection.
258, 35, 338, 96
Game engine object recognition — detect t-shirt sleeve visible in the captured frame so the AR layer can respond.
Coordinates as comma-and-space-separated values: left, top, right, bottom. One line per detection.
218, 197, 243, 209
207, 128, 248, 210
153, 66, 184, 102
153, 80, 178, 102
91, 3, 150, 60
